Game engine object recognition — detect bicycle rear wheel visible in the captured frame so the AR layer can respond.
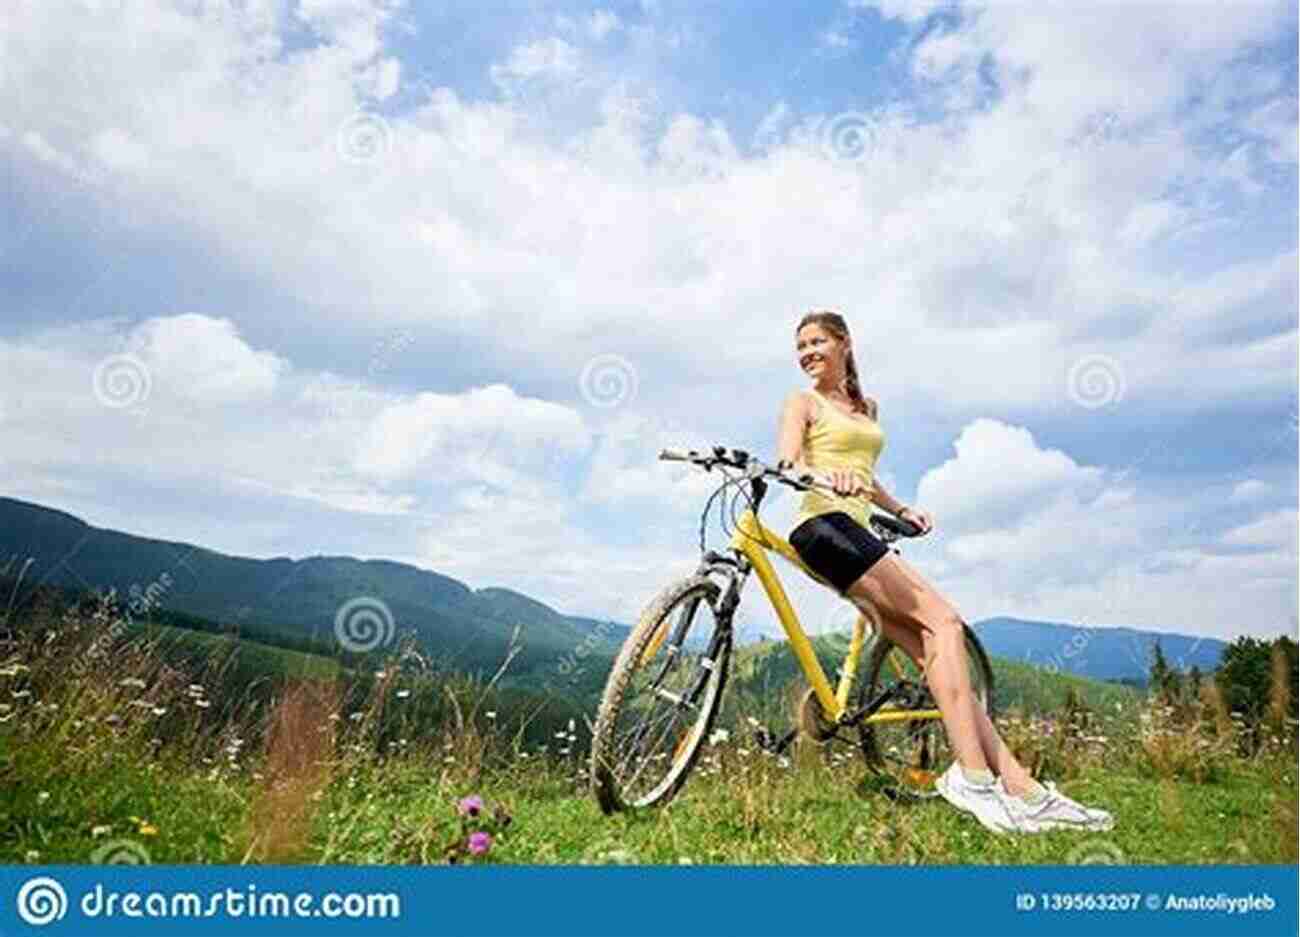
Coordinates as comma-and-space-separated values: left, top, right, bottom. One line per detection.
857, 623, 994, 798
590, 575, 731, 815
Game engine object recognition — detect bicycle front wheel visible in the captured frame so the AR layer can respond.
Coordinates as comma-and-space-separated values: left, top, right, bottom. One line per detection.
857, 622, 995, 798
590, 575, 731, 815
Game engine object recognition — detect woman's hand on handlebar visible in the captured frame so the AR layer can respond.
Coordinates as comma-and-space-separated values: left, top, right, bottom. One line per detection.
897, 505, 934, 535
828, 468, 870, 497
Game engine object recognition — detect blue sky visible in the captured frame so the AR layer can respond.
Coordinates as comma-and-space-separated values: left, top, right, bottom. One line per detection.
0, 0, 1296, 644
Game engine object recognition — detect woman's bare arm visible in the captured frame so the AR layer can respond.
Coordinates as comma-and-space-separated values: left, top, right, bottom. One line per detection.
868, 479, 907, 515
776, 391, 812, 472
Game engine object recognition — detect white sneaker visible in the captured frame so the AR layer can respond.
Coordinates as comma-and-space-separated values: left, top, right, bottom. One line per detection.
934, 762, 1022, 834
1000, 779, 1115, 833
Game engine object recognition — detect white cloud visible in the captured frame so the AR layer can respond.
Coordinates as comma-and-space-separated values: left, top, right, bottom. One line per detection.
1230, 479, 1272, 502
587, 10, 622, 40
489, 37, 582, 94
1221, 508, 1298, 549
916, 418, 1104, 527
900, 417, 1297, 639
353, 383, 590, 484
852, 0, 949, 24
128, 314, 285, 403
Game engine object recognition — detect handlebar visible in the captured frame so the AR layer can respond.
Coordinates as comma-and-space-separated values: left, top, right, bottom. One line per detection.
658, 445, 922, 539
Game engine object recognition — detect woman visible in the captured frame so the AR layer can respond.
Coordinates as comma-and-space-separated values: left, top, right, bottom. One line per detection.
776, 309, 1113, 835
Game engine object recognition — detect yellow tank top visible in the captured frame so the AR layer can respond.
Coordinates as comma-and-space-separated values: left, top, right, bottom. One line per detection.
791, 388, 885, 531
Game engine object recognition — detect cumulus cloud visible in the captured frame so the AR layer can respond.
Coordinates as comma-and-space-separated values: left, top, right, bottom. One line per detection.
127, 314, 285, 403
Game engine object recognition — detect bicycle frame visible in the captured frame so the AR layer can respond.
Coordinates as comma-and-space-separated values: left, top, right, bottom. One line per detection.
637, 464, 942, 734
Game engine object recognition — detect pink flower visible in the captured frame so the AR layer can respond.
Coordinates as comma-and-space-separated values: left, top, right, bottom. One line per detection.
458, 795, 483, 817
467, 831, 492, 855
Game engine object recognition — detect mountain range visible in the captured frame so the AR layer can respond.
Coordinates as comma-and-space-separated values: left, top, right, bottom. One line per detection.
0, 496, 1229, 685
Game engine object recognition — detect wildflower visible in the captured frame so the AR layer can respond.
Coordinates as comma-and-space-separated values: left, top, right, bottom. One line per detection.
151, 707, 167, 717
708, 728, 730, 746
194, 699, 211, 709
567, 718, 576, 733
187, 684, 204, 694
395, 689, 411, 699
37, 792, 49, 804
139, 821, 159, 836
467, 832, 492, 856
25, 850, 39, 863
119, 677, 146, 689
458, 795, 483, 818
91, 825, 112, 838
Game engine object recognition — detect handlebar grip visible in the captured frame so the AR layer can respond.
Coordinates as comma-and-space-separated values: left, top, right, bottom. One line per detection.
872, 513, 921, 538
659, 447, 693, 461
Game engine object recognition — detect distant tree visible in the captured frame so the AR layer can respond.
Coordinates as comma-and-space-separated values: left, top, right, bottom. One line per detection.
1149, 639, 1181, 705
1216, 635, 1299, 752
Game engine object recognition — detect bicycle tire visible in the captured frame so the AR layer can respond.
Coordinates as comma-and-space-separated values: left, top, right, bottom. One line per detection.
590, 575, 732, 815
857, 622, 995, 789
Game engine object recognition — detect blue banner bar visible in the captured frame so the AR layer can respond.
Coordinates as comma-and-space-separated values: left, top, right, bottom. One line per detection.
1, 864, 1295, 937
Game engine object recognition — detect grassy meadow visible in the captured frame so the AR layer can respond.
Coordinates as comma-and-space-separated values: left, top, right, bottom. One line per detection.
1, 592, 1296, 867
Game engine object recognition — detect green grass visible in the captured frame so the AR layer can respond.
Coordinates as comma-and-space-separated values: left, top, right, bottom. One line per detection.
5, 732, 1294, 865
2, 594, 1296, 866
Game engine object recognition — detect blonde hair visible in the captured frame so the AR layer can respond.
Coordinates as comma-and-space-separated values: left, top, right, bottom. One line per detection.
795, 310, 870, 417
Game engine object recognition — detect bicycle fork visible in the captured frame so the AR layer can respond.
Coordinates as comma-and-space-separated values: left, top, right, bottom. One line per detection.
636, 552, 742, 726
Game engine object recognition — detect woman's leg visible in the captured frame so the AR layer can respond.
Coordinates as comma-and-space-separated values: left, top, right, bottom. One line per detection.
860, 601, 1038, 796
842, 552, 988, 774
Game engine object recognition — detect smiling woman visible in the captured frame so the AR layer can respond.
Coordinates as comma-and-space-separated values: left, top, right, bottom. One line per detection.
777, 308, 1115, 835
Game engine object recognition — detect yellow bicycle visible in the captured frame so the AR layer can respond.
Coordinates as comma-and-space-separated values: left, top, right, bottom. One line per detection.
590, 445, 994, 814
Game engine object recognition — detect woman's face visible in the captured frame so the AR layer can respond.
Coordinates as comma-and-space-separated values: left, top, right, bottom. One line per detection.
795, 323, 842, 381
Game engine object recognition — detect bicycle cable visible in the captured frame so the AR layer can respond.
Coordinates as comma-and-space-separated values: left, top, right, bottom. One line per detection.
694, 463, 781, 557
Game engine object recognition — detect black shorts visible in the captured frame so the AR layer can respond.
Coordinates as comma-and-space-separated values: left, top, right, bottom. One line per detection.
789, 511, 891, 595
